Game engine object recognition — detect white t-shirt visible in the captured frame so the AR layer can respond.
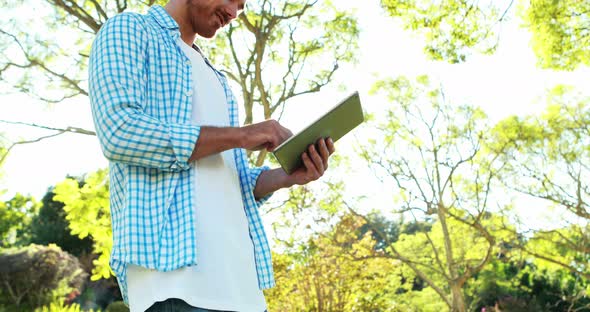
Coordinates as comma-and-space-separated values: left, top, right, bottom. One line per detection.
125, 38, 266, 312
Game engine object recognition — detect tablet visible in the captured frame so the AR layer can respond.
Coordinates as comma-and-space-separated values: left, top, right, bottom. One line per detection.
272, 91, 364, 174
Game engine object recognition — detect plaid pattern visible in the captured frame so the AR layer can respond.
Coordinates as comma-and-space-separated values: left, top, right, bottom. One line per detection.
88, 5, 275, 305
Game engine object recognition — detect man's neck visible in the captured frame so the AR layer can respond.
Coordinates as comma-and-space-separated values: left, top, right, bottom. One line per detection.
164, 2, 197, 46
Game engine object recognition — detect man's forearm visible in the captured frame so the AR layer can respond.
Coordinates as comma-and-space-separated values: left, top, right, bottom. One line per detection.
253, 168, 294, 200
188, 126, 243, 162
188, 121, 293, 163
189, 127, 294, 199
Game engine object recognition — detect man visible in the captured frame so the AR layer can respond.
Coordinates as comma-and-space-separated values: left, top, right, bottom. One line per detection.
88, 0, 335, 311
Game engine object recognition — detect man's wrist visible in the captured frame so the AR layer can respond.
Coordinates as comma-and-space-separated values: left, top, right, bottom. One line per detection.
278, 169, 296, 189
254, 168, 293, 200
232, 126, 245, 149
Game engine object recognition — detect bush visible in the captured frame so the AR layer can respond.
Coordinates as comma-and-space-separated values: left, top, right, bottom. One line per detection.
0, 244, 87, 310
105, 301, 129, 312
34, 298, 83, 312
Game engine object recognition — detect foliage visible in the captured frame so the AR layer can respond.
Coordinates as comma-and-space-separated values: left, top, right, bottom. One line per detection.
105, 300, 129, 312
526, 226, 589, 279
380, 0, 590, 70
266, 213, 402, 312
53, 169, 112, 281
380, 0, 509, 63
491, 86, 589, 218
490, 86, 590, 281
520, 0, 590, 70
391, 287, 450, 312
357, 211, 403, 251
0, 137, 9, 170
34, 298, 84, 312
361, 75, 517, 311
467, 258, 590, 311
0, 193, 38, 247
0, 244, 87, 311
29, 188, 94, 257
269, 179, 348, 250
381, 211, 514, 310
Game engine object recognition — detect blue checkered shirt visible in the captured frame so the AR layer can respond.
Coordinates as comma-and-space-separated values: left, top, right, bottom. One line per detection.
88, 5, 275, 305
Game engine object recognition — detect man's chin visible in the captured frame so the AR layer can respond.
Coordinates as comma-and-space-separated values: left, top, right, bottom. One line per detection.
198, 30, 218, 39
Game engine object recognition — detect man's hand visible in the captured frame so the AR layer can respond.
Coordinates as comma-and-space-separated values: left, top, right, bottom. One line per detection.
240, 120, 293, 151
287, 137, 336, 186
188, 120, 291, 162
252, 137, 336, 200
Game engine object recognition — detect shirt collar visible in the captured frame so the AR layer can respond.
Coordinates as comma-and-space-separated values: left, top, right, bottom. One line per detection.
148, 5, 179, 30
147, 4, 225, 78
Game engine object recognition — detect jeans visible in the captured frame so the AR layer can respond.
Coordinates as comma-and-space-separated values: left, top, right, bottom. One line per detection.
145, 298, 268, 312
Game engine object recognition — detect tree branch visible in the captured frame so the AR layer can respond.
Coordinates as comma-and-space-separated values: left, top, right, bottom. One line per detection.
1, 132, 65, 166
0, 120, 95, 136
344, 201, 452, 308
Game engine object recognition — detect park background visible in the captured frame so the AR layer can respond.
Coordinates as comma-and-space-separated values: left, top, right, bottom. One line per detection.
0, 0, 588, 311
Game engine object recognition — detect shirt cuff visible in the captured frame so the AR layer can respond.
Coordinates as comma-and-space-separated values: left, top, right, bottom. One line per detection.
168, 123, 201, 171
249, 165, 273, 207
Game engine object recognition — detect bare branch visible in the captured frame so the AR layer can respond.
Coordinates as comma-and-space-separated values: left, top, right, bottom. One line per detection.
0, 120, 96, 136
48, 0, 102, 33
0, 131, 66, 166
0, 28, 88, 98
89, 0, 108, 22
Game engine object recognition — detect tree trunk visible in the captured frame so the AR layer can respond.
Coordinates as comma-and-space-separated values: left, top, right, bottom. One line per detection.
450, 283, 466, 312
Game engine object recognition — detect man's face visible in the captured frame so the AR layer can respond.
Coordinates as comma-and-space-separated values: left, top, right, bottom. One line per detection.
187, 0, 245, 38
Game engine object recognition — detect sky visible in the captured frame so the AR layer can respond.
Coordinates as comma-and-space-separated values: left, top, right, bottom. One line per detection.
1, 0, 589, 230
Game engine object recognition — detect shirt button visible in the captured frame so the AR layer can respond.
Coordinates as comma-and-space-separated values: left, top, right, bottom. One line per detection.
185, 59, 191, 65
186, 90, 193, 97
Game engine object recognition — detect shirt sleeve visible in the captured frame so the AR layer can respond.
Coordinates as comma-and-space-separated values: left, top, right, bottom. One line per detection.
248, 165, 274, 207
88, 13, 199, 172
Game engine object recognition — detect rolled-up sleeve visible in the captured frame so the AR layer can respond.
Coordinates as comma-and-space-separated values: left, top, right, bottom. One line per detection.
89, 13, 199, 172
247, 166, 273, 207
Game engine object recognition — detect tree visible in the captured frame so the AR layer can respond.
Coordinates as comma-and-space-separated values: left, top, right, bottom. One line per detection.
528, 226, 589, 274
490, 86, 590, 280
0, 0, 359, 166
379, 0, 512, 63
0, 193, 38, 247
379, 0, 590, 70
467, 257, 590, 311
357, 211, 403, 252
268, 179, 347, 249
523, 225, 590, 306
29, 188, 94, 258
201, 0, 359, 165
521, 0, 590, 70
358, 75, 515, 312
0, 135, 9, 168
53, 169, 112, 281
266, 213, 402, 312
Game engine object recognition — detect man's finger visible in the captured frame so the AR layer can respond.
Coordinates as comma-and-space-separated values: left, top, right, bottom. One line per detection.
308, 144, 324, 176
277, 126, 292, 146
301, 152, 318, 180
317, 138, 330, 169
326, 137, 335, 155
267, 136, 279, 151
